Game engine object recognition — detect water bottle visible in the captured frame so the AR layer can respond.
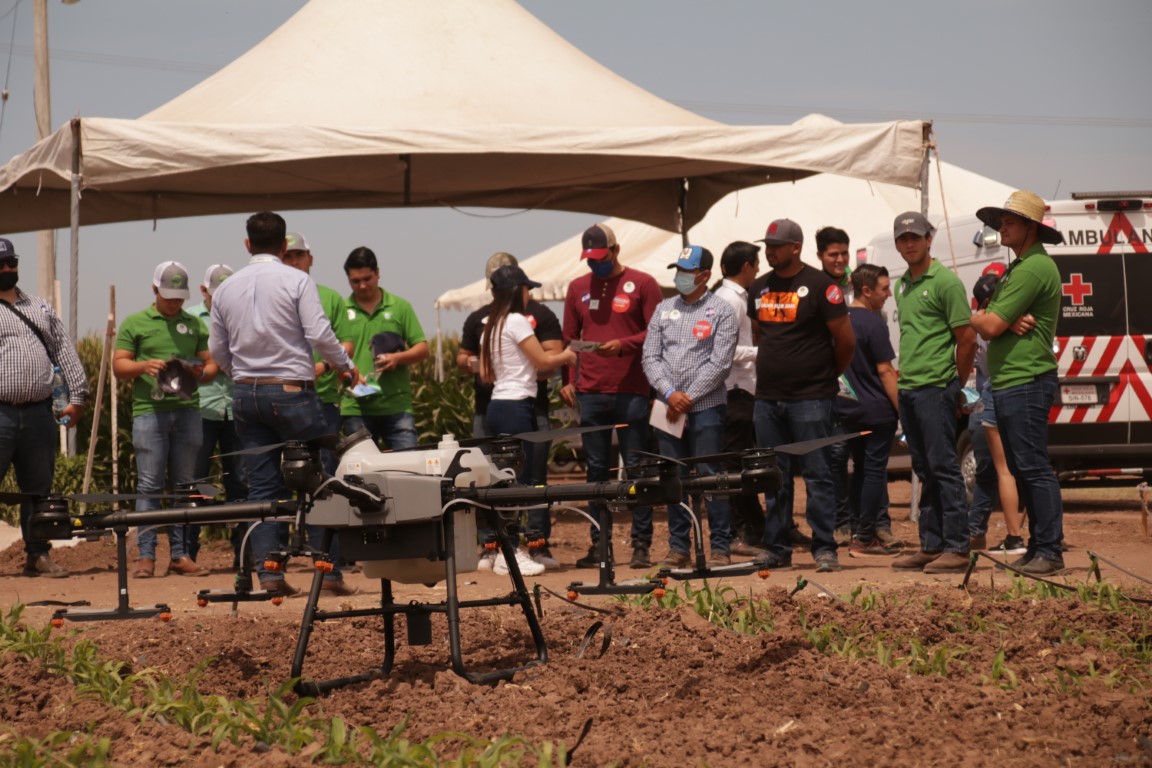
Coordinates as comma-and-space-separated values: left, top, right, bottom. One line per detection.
50, 365, 70, 425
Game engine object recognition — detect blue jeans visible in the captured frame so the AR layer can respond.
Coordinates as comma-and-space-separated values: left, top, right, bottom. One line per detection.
234, 383, 340, 582
474, 409, 553, 543
0, 401, 56, 557
133, 409, 203, 561
575, 392, 653, 548
189, 417, 248, 561
754, 398, 838, 559
342, 412, 418, 451
655, 404, 733, 556
966, 407, 998, 537
724, 388, 764, 543
319, 401, 342, 475
831, 420, 894, 533
487, 398, 536, 485
829, 418, 850, 530
899, 381, 968, 554
993, 372, 1062, 559
846, 422, 897, 540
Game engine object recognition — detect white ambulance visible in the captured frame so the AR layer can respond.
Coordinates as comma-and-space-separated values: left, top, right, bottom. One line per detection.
861, 191, 1152, 484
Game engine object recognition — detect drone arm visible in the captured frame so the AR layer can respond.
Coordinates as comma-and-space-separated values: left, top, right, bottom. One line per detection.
683, 467, 778, 497
31, 500, 299, 541
465, 477, 679, 509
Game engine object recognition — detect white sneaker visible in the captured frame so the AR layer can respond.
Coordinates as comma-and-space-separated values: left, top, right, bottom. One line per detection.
476, 552, 496, 571
529, 548, 560, 569
493, 548, 545, 577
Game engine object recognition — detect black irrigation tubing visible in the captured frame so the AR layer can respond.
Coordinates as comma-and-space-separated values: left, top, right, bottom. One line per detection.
1087, 550, 1152, 587
538, 585, 626, 617
961, 550, 1152, 606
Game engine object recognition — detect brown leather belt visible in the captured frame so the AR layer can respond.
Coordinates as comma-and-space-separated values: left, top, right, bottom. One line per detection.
233, 378, 315, 390
0, 398, 50, 409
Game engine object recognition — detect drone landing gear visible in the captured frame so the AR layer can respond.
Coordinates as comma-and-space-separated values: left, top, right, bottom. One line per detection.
565, 503, 662, 600
51, 525, 171, 627
657, 501, 769, 583
195, 522, 318, 611
290, 510, 547, 696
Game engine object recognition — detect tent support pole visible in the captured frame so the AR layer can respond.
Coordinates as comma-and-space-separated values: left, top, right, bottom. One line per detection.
401, 153, 411, 206
69, 118, 81, 343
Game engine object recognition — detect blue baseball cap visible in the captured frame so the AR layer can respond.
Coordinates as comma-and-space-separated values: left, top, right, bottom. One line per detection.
667, 245, 714, 271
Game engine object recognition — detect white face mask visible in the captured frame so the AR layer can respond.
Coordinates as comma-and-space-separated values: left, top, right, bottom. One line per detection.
674, 271, 699, 295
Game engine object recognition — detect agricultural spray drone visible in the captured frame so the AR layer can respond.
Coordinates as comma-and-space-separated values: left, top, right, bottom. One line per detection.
26, 427, 850, 692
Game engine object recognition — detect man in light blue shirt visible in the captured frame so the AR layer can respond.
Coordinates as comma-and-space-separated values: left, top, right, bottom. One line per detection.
642, 245, 737, 567
210, 211, 358, 596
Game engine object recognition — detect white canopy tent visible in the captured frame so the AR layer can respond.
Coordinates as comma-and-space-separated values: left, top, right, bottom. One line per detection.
434, 158, 1015, 313
0, 0, 928, 235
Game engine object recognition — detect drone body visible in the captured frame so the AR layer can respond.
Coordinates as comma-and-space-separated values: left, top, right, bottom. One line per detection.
308, 433, 507, 584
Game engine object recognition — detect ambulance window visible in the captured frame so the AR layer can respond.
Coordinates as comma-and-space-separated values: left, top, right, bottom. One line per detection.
1125, 254, 1152, 334
1054, 254, 1126, 337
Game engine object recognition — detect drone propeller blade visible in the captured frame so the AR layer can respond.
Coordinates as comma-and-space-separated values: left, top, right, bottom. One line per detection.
191, 482, 224, 497
515, 424, 623, 444
678, 448, 770, 465
773, 431, 869, 456
216, 433, 340, 458
632, 449, 687, 467
391, 424, 625, 453
69, 492, 187, 503
216, 442, 286, 458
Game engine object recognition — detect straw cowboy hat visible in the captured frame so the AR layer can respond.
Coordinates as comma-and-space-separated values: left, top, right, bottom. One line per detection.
976, 190, 1064, 245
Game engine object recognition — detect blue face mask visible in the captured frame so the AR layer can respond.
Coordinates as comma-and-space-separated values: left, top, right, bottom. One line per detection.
674, 271, 699, 295
588, 258, 614, 279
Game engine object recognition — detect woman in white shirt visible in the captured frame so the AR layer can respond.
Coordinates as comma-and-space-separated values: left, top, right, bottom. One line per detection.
480, 265, 576, 479
479, 264, 577, 576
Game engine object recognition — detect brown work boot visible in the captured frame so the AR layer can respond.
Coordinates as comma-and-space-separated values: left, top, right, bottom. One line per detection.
23, 554, 68, 578
168, 556, 209, 576
707, 552, 731, 568
660, 550, 691, 568
922, 551, 971, 574
132, 558, 155, 578
260, 579, 299, 597
891, 550, 941, 571
321, 579, 360, 597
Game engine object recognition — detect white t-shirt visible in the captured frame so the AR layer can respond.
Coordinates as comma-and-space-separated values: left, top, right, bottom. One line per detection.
483, 313, 537, 401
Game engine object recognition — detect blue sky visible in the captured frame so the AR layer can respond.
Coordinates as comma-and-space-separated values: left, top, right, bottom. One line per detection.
0, 0, 1149, 339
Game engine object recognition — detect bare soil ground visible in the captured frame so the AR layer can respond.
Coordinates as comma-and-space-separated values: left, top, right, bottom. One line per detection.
2, 480, 1151, 766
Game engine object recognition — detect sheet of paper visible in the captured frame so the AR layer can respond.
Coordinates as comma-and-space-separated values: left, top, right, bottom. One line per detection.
569, 340, 602, 353
650, 398, 685, 438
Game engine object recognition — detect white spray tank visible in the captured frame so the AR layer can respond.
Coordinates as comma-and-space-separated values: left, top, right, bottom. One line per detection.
338, 433, 490, 584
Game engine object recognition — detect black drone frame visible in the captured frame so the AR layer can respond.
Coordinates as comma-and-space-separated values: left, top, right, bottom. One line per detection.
26, 431, 854, 691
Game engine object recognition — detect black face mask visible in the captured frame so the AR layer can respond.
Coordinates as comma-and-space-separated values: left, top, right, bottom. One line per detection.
0, 272, 17, 291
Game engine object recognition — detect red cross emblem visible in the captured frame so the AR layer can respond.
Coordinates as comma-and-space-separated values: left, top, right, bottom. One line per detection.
1061, 273, 1093, 306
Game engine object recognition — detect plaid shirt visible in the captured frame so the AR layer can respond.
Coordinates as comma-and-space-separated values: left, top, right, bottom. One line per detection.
642, 291, 737, 412
0, 289, 88, 406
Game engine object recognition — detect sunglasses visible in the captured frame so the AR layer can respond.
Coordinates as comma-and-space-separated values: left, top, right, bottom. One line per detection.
0, 256, 18, 270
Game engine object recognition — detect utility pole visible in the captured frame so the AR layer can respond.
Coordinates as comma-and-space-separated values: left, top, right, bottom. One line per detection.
33, 0, 56, 307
